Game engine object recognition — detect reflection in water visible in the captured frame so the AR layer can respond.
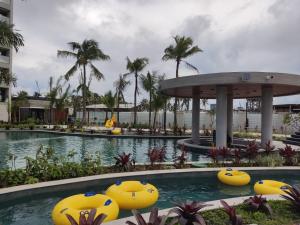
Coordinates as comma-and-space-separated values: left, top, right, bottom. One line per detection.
0, 131, 210, 169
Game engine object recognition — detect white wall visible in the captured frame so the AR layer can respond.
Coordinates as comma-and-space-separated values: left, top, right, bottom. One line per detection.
0, 103, 8, 122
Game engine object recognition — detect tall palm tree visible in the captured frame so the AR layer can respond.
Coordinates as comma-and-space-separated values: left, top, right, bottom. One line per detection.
57, 39, 110, 124
103, 91, 116, 117
114, 74, 130, 123
0, 21, 24, 52
125, 57, 149, 126
141, 71, 158, 127
162, 35, 202, 130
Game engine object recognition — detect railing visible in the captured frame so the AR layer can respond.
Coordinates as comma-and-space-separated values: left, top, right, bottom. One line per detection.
0, 55, 9, 64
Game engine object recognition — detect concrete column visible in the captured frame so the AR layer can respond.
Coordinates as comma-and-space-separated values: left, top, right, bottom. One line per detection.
227, 93, 233, 146
216, 86, 228, 147
261, 86, 273, 145
192, 96, 200, 144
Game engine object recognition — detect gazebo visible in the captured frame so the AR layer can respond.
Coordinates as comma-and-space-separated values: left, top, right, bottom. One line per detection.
160, 72, 300, 148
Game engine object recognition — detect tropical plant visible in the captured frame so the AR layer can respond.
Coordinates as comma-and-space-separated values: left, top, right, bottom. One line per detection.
126, 208, 167, 225
264, 140, 275, 155
232, 148, 242, 165
169, 200, 209, 225
146, 147, 166, 167
114, 74, 130, 123
218, 147, 230, 164
102, 91, 116, 118
162, 35, 202, 130
220, 200, 243, 225
0, 20, 24, 52
174, 145, 187, 168
244, 195, 272, 215
208, 147, 218, 164
245, 140, 258, 163
114, 152, 134, 171
125, 57, 149, 126
57, 39, 110, 124
281, 185, 300, 209
279, 144, 297, 166
66, 209, 107, 225
11, 90, 28, 123
141, 71, 158, 127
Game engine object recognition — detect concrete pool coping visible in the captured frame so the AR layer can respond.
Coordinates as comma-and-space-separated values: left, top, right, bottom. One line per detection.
106, 194, 283, 225
1, 167, 300, 202
0, 128, 191, 139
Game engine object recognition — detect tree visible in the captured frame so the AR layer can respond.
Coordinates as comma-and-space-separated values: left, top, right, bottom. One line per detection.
162, 35, 202, 130
152, 91, 166, 129
11, 91, 28, 123
0, 21, 24, 52
125, 57, 149, 126
114, 74, 130, 123
57, 39, 110, 124
141, 71, 158, 127
103, 90, 116, 117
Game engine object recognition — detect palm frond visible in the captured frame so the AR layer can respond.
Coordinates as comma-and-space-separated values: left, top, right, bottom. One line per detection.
64, 64, 78, 80
57, 50, 77, 58
90, 63, 104, 80
0, 21, 24, 52
67, 42, 81, 51
182, 60, 199, 72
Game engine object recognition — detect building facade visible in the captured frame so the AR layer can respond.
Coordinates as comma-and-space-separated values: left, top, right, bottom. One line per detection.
0, 0, 12, 122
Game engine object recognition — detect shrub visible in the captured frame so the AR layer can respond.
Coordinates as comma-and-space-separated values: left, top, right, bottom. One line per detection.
218, 147, 230, 164
231, 148, 242, 165
208, 147, 218, 164
220, 200, 243, 225
279, 145, 297, 166
245, 140, 258, 164
174, 145, 187, 168
114, 152, 134, 171
67, 209, 107, 225
264, 140, 275, 155
281, 185, 300, 210
146, 147, 166, 167
126, 208, 167, 225
169, 201, 209, 225
243, 195, 272, 215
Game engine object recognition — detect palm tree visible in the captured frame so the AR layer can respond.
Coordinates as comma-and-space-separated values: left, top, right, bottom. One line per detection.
162, 35, 202, 130
11, 91, 28, 123
125, 57, 149, 126
103, 91, 116, 117
114, 74, 130, 123
152, 91, 166, 129
57, 39, 110, 124
0, 21, 24, 52
141, 71, 158, 127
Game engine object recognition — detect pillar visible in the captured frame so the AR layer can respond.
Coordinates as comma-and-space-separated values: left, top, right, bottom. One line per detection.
227, 93, 233, 146
261, 86, 273, 145
216, 86, 228, 147
192, 96, 200, 144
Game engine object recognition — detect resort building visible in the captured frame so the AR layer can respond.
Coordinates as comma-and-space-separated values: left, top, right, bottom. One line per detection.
0, 0, 12, 122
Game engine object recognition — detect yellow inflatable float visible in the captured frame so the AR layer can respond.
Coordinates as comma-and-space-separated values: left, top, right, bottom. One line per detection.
111, 128, 121, 135
105, 115, 116, 128
254, 180, 290, 195
52, 193, 119, 225
217, 168, 251, 186
106, 181, 159, 209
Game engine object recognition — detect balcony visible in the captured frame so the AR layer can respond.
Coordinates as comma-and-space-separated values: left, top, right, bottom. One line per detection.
0, 55, 9, 64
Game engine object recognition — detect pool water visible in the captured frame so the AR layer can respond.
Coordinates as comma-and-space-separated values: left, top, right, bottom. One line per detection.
0, 171, 300, 225
0, 131, 208, 169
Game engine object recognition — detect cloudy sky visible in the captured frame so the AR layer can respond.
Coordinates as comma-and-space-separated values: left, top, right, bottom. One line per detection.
12, 0, 300, 107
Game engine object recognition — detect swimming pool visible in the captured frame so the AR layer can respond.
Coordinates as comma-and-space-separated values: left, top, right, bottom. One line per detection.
0, 169, 299, 225
0, 131, 209, 169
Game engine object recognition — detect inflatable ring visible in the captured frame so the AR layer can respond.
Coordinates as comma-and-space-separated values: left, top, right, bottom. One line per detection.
52, 193, 119, 225
105, 181, 159, 209
111, 128, 121, 135
217, 168, 251, 186
254, 180, 291, 195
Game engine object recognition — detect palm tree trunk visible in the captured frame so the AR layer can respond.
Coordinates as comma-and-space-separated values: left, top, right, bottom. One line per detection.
149, 91, 152, 128
82, 65, 87, 125
163, 102, 167, 133
153, 110, 157, 129
117, 92, 120, 124
174, 60, 180, 132
134, 72, 138, 126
